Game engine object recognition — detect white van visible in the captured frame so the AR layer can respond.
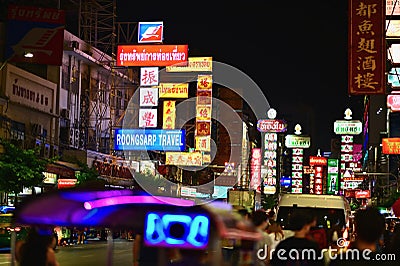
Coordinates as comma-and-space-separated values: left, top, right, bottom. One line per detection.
276, 193, 351, 247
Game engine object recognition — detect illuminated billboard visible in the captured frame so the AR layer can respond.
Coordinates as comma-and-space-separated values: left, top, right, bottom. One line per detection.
117, 44, 188, 66
114, 129, 185, 151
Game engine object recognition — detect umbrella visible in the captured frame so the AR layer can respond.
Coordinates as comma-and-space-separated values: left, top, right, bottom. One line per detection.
391, 197, 400, 217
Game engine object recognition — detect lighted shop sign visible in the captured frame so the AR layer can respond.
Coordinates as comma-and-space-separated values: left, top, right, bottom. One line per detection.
387, 94, 400, 111
156, 83, 189, 98
309, 156, 327, 166
333, 120, 362, 135
116, 44, 188, 67
144, 212, 209, 249
388, 68, 400, 87
166, 57, 212, 72
57, 179, 77, 189
257, 119, 287, 133
355, 190, 371, 199
114, 129, 185, 151
382, 138, 400, 154
285, 135, 311, 148
165, 152, 202, 166
138, 21, 164, 43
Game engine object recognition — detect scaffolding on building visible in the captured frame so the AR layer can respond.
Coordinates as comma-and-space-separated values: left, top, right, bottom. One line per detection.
76, 0, 138, 155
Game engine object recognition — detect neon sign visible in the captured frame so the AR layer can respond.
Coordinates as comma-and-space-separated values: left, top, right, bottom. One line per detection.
144, 212, 209, 249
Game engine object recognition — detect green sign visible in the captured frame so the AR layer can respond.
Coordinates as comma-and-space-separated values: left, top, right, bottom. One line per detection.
285, 135, 311, 148
334, 120, 362, 135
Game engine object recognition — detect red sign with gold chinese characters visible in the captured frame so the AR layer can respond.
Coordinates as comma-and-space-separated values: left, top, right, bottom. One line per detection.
349, 0, 385, 95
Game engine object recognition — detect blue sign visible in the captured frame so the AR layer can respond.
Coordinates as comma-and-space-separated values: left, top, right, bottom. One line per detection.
138, 21, 164, 43
280, 176, 291, 188
114, 129, 185, 151
144, 212, 209, 249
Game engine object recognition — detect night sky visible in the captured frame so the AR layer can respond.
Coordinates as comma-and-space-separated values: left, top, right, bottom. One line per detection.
116, 1, 365, 154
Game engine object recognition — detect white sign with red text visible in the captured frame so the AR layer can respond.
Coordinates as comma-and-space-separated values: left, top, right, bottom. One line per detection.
139, 109, 157, 128
140, 87, 158, 107
140, 67, 159, 86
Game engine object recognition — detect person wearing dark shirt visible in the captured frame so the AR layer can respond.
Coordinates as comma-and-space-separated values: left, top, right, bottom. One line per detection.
270, 209, 324, 266
329, 207, 392, 266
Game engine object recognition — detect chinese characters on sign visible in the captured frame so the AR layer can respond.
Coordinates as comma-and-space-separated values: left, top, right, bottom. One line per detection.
139, 109, 157, 127
291, 148, 303, 194
195, 74, 213, 156
165, 152, 203, 166
349, 0, 385, 95
197, 75, 212, 90
140, 87, 158, 107
163, 100, 176, 129
196, 121, 211, 136
250, 148, 262, 192
262, 133, 277, 195
140, 67, 159, 86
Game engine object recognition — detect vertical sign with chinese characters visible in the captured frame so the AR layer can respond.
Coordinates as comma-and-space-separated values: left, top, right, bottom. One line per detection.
163, 100, 176, 129
140, 87, 158, 107
309, 156, 327, 194
250, 148, 262, 192
349, 0, 385, 95
139, 109, 157, 128
291, 148, 303, 193
262, 133, 278, 195
195, 75, 212, 153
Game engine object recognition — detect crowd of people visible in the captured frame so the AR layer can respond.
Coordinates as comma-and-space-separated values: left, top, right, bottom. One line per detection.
12, 206, 400, 266
221, 206, 400, 266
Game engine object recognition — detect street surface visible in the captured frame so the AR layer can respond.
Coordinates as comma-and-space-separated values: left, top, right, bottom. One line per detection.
0, 239, 133, 266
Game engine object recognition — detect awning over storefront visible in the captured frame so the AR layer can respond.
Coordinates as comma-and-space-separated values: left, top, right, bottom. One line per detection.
46, 161, 81, 179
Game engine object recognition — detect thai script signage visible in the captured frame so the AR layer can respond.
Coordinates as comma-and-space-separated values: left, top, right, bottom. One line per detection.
114, 129, 185, 151
157, 83, 189, 98
166, 57, 213, 72
257, 119, 287, 133
333, 120, 362, 135
382, 137, 400, 154
6, 5, 65, 65
57, 179, 77, 189
6, 64, 55, 114
117, 44, 188, 66
349, 0, 385, 95
309, 156, 327, 166
285, 135, 311, 148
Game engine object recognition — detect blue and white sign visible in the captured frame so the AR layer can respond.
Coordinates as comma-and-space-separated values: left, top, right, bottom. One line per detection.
114, 129, 185, 151
138, 21, 164, 43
